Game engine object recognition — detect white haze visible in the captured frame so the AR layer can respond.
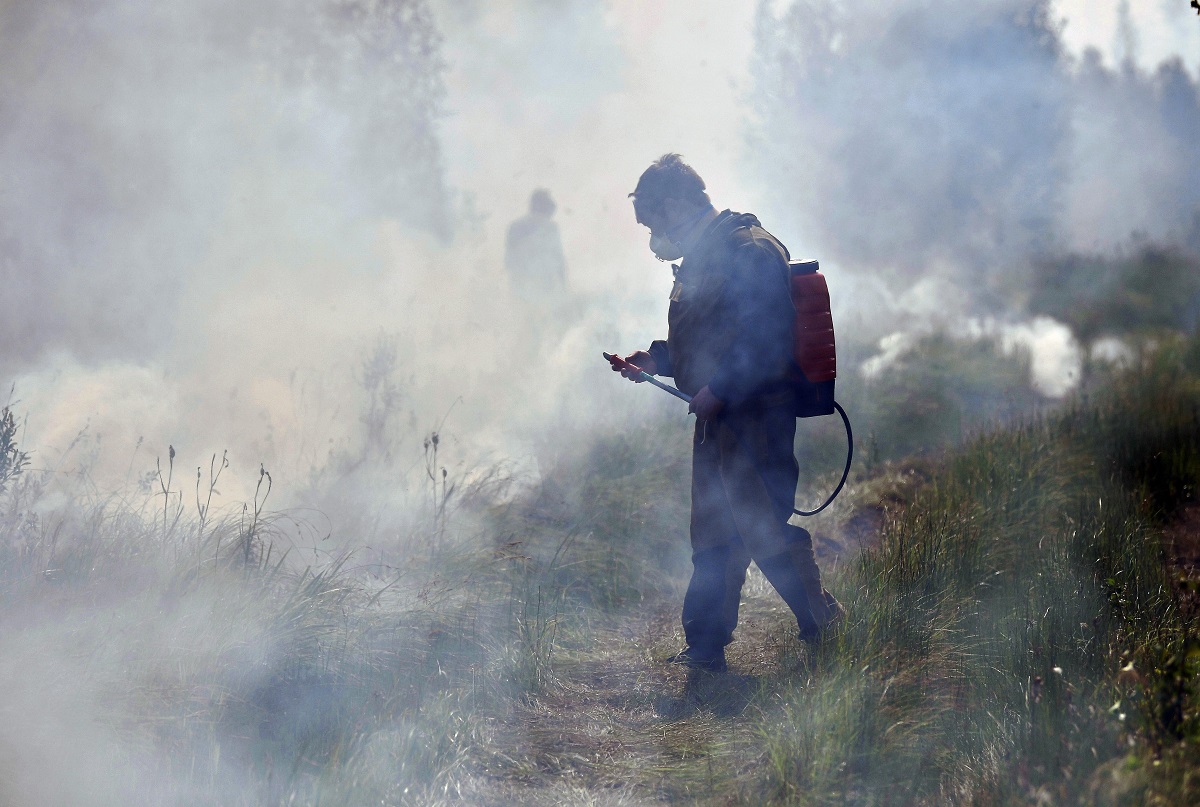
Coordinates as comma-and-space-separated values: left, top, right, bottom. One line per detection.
750, 0, 1198, 389
0, 2, 1196, 804
1, 0, 1196, 491
2, 0, 768, 503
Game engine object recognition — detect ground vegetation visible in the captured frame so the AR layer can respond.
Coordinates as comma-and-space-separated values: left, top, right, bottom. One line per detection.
1, 330, 1197, 804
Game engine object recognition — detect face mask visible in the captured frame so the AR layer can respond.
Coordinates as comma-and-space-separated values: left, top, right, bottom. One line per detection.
649, 232, 684, 261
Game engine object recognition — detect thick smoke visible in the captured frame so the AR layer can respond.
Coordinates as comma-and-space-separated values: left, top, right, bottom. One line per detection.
1066, 49, 1200, 248
0, 0, 762, 501
0, 2, 1197, 803
2, 0, 1195, 487
750, 1, 1071, 284
748, 0, 1200, 398
750, 0, 1200, 303
0, 0, 503, 506
0, 0, 450, 373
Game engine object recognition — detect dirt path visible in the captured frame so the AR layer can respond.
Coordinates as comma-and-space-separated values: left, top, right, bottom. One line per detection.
463, 573, 815, 806
445, 497, 884, 805
454, 499, 1200, 805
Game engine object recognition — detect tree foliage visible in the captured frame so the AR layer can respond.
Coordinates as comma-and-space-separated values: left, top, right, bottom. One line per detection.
1029, 242, 1200, 344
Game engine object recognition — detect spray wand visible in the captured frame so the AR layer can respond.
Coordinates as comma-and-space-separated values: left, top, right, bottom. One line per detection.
602, 352, 692, 403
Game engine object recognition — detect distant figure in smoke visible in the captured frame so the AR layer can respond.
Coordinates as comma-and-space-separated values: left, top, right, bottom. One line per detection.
610, 154, 843, 673
504, 189, 568, 301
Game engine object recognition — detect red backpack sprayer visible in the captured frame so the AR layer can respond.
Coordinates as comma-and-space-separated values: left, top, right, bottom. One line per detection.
605, 259, 852, 517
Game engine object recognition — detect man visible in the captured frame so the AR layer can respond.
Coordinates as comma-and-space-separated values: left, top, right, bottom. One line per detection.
504, 188, 568, 302
611, 154, 841, 673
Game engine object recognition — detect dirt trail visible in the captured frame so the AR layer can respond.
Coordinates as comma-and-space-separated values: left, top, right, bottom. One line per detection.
465, 575, 816, 806
450, 496, 884, 804
454, 492, 1200, 804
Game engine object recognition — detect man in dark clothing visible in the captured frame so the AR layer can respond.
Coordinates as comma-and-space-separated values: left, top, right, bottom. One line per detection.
505, 188, 568, 302
612, 154, 841, 673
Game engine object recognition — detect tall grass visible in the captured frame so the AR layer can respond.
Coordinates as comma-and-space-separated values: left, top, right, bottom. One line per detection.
0, 391, 699, 805
2, 334, 1197, 805
0, 435, 587, 805
758, 332, 1200, 805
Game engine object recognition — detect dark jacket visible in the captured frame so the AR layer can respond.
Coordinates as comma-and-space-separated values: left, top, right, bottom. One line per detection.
646, 211, 795, 404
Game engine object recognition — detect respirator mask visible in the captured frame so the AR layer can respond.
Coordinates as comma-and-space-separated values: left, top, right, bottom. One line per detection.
647, 205, 715, 262
649, 232, 684, 262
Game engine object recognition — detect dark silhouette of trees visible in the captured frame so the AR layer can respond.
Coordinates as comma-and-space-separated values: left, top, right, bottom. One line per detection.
1029, 242, 1200, 346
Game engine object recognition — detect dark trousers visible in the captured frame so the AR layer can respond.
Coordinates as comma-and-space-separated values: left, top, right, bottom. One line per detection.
682, 401, 834, 654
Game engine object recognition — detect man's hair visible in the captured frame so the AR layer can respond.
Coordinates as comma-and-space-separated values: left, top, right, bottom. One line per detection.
629, 154, 710, 224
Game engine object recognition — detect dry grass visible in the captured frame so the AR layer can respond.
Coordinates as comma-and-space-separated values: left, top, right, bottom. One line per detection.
2, 335, 1199, 805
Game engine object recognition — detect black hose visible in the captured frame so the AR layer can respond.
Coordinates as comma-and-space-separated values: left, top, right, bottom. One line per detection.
793, 401, 853, 517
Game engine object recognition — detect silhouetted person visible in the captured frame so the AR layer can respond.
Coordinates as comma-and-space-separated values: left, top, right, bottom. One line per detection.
610, 154, 842, 673
505, 189, 567, 302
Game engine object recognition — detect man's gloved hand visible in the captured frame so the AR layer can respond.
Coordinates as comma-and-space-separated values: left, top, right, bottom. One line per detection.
688, 385, 724, 421
610, 350, 657, 381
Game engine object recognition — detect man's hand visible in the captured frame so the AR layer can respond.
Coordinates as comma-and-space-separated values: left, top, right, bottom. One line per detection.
610, 350, 657, 381
688, 385, 724, 421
